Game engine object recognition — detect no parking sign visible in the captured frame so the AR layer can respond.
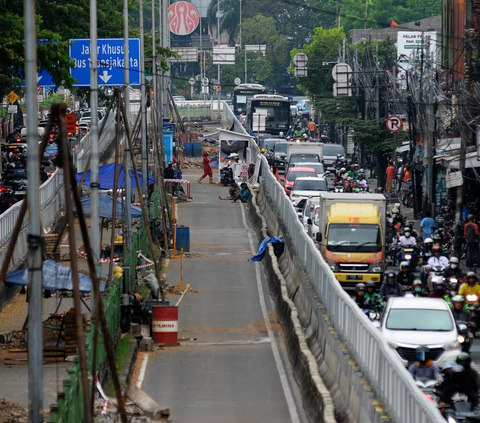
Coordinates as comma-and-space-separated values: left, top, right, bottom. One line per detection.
386, 115, 403, 133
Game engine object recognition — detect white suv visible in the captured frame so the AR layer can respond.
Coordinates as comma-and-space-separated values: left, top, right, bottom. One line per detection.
380, 297, 460, 368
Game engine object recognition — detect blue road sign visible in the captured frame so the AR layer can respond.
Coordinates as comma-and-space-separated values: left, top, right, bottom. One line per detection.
21, 69, 56, 88
70, 38, 140, 87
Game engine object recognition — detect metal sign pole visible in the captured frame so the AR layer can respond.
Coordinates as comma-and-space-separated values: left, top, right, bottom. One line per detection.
90, 0, 100, 310
24, 0, 43, 420
140, 0, 148, 196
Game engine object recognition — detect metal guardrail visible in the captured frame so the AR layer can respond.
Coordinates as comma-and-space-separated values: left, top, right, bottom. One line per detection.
0, 111, 117, 271
248, 137, 443, 422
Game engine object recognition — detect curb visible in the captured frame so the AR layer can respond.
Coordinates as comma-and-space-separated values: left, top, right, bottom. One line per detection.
117, 336, 140, 398
248, 191, 336, 423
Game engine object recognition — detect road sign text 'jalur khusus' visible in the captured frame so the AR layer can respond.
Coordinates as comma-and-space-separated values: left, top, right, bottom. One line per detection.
69, 38, 140, 86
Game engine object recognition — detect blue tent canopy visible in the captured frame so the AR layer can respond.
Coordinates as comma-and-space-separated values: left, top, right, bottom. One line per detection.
6, 260, 105, 292
76, 163, 154, 189
77, 195, 143, 219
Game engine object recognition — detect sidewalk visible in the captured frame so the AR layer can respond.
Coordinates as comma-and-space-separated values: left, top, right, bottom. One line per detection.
140, 169, 307, 423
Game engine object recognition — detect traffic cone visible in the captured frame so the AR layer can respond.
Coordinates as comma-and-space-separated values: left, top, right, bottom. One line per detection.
275, 169, 280, 181
270, 166, 274, 173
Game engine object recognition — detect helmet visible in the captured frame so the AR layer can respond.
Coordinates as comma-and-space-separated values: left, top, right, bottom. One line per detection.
279, 132, 284, 137
413, 279, 422, 286
359, 168, 365, 173
400, 261, 410, 269
452, 295, 464, 304
424, 237, 433, 245
403, 226, 412, 233
450, 256, 459, 264
355, 283, 366, 293
366, 280, 376, 289
354, 163, 359, 168
416, 347, 430, 362
391, 208, 399, 215
404, 163, 409, 168
355, 188, 361, 193
443, 361, 457, 371
337, 153, 341, 158
229, 153, 239, 158
377, 187, 384, 193
432, 245, 442, 252
467, 271, 478, 281
340, 167, 346, 172
303, 134, 308, 139
261, 148, 266, 153
433, 233, 442, 241
451, 365, 466, 384
457, 352, 471, 365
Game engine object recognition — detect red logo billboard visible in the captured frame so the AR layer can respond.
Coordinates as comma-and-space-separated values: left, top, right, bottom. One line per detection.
169, 1, 200, 36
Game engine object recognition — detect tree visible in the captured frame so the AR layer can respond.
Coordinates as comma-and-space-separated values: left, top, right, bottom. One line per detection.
0, 1, 74, 100
207, 0, 241, 45
291, 27, 347, 99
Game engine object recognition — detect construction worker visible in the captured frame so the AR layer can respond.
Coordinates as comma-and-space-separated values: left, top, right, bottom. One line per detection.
198, 151, 214, 184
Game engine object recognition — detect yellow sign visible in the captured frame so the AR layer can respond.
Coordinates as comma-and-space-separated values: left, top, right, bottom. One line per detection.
6, 91, 19, 104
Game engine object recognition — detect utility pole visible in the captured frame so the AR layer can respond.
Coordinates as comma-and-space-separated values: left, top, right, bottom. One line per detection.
24, 0, 43, 420
124, 0, 133, 292
162, 0, 170, 118
426, 36, 435, 216
140, 0, 148, 197
217, 0, 221, 115
152, 0, 157, 124
90, 0, 100, 312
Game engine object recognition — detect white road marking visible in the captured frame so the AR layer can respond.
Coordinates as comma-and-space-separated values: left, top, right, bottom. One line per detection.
136, 353, 149, 389
240, 203, 301, 423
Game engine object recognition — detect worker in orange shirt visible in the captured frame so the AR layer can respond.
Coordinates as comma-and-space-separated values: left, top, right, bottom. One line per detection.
386, 161, 395, 193
403, 163, 411, 183
307, 119, 317, 139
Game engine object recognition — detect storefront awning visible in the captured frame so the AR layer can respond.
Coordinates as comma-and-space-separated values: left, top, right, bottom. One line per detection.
439, 151, 480, 169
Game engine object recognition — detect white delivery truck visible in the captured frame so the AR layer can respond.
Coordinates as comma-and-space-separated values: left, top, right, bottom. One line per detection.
286, 143, 324, 173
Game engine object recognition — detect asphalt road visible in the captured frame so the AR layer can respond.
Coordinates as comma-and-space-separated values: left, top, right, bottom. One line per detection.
141, 169, 307, 423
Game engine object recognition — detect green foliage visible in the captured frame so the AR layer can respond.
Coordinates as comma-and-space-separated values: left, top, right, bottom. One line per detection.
207, 0, 241, 45
291, 27, 347, 99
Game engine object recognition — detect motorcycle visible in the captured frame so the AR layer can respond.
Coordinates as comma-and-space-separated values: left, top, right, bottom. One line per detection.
334, 182, 345, 193
456, 321, 474, 353
398, 246, 418, 270
415, 380, 439, 406
445, 401, 480, 423
427, 266, 446, 292
465, 294, 480, 336
220, 164, 234, 186
448, 277, 460, 296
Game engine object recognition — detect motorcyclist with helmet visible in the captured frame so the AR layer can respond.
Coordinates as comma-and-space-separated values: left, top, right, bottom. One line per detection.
427, 245, 449, 268
420, 264, 432, 290
408, 348, 443, 383
348, 164, 359, 180
411, 279, 428, 297
444, 256, 464, 280
380, 271, 404, 298
419, 237, 434, 265
429, 279, 449, 298
451, 298, 475, 349
439, 365, 479, 408
459, 272, 480, 299
442, 361, 459, 386
397, 227, 418, 269
356, 174, 368, 190
353, 283, 374, 309
456, 352, 480, 394
396, 262, 415, 287
364, 280, 383, 310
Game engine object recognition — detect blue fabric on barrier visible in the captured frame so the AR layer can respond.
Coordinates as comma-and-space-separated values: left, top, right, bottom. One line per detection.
249, 237, 284, 261
78, 195, 142, 219
76, 163, 154, 189
6, 260, 105, 292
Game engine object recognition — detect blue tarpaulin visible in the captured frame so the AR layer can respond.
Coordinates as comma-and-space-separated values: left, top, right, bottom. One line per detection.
76, 163, 154, 189
249, 237, 284, 261
77, 195, 143, 219
6, 260, 105, 292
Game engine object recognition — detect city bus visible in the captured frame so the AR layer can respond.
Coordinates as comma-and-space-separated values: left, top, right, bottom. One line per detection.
245, 94, 291, 136
233, 83, 265, 116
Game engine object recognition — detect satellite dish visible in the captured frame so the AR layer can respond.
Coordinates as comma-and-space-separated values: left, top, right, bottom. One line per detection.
234, 77, 241, 85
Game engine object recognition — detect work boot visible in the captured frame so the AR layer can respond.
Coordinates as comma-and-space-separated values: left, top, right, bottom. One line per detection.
198, 177, 203, 184
209, 177, 214, 184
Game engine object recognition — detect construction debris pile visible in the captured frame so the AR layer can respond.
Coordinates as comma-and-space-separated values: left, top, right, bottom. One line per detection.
0, 398, 28, 423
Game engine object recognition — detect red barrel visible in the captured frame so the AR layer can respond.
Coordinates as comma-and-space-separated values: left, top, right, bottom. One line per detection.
152, 306, 178, 345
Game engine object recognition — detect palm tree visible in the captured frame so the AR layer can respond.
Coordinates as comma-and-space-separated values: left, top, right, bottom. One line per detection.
207, 0, 241, 46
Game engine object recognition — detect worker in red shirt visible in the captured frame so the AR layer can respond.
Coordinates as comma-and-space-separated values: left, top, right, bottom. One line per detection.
465, 214, 480, 271
403, 163, 411, 183
198, 151, 214, 184
386, 161, 395, 193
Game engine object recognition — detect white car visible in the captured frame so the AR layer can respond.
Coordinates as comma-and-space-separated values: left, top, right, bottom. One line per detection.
380, 297, 460, 368
290, 177, 328, 206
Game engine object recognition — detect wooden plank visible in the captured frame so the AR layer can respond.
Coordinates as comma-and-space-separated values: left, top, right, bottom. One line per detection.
126, 386, 160, 411
8, 348, 28, 353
